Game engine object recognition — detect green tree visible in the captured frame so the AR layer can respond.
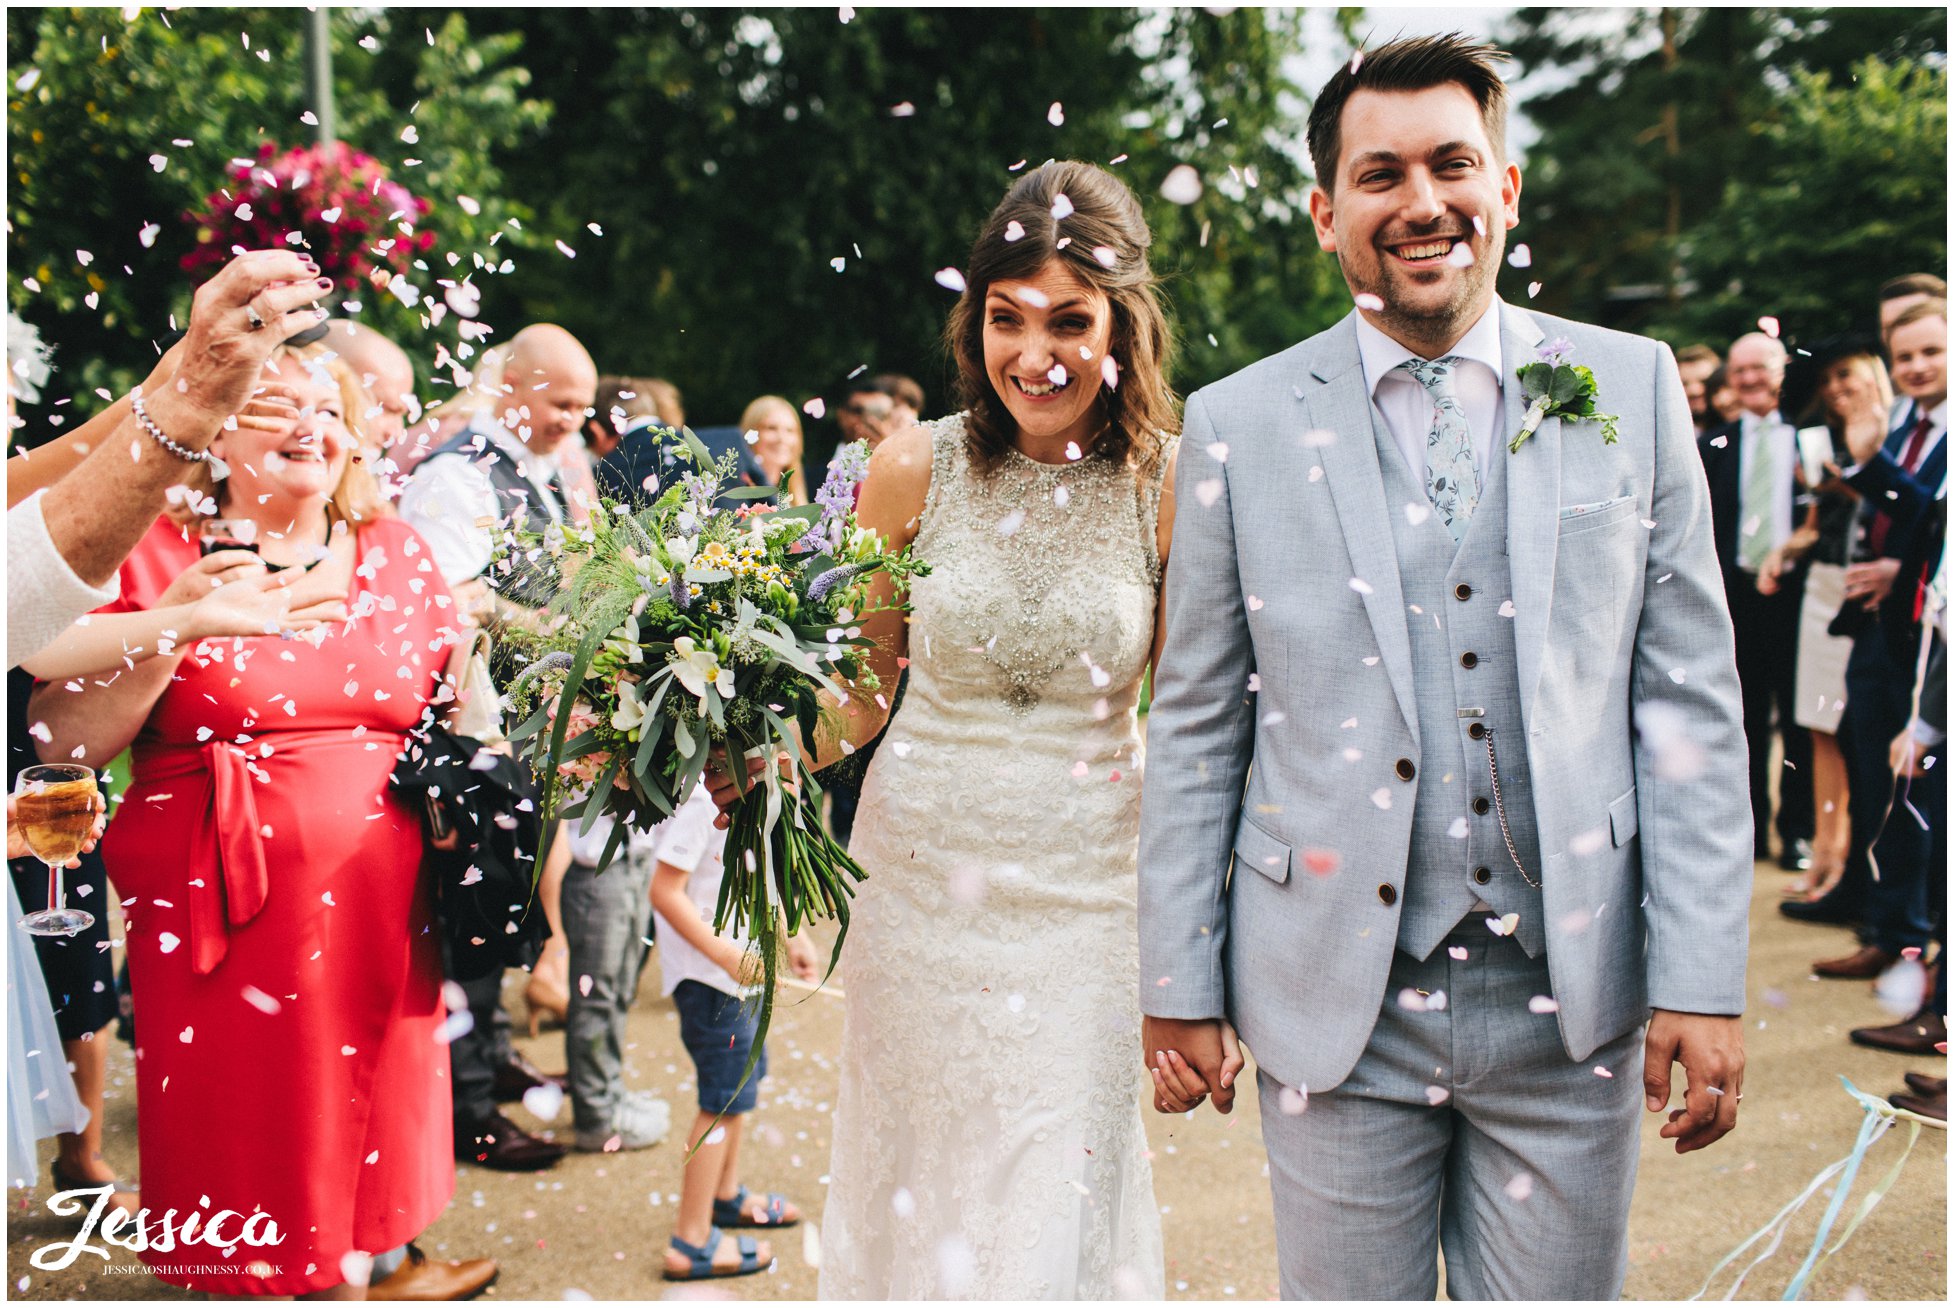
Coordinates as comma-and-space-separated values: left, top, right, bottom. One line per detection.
1667, 56, 1946, 344
1500, 7, 1945, 343
416, 6, 1337, 461
6, 7, 549, 404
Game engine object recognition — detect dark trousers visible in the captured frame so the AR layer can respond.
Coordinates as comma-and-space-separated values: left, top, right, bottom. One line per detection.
1861, 622, 1944, 956
1728, 575, 1814, 852
1836, 622, 1920, 931
443, 937, 516, 1124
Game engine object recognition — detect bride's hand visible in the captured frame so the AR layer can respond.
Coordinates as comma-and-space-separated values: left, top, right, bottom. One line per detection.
704, 747, 798, 831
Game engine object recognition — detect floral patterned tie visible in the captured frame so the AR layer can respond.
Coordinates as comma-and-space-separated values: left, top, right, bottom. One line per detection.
1400, 356, 1480, 543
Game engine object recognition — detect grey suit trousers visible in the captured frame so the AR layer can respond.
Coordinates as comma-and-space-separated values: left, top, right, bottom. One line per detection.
1257, 927, 1644, 1300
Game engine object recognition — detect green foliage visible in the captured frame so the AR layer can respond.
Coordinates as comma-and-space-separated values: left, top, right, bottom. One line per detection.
1501, 7, 1946, 347
6, 7, 549, 404
1666, 56, 1947, 345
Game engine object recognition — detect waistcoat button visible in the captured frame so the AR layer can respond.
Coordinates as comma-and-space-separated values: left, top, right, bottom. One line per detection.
1378, 883, 1398, 906
1454, 583, 1472, 601
1472, 866, 1492, 885
1460, 651, 1479, 669
1468, 722, 1487, 740
1473, 797, 1490, 815
1395, 758, 1416, 782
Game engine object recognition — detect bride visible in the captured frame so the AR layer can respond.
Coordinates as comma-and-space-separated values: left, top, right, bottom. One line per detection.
714, 160, 1219, 1297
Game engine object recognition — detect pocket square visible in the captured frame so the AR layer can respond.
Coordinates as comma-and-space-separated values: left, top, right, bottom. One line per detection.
1557, 494, 1635, 520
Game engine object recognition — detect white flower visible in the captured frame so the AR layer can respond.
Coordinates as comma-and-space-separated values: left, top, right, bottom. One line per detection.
670, 636, 735, 702
665, 536, 697, 566
611, 687, 646, 732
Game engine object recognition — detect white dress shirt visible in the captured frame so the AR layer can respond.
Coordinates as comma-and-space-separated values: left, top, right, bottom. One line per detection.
1356, 301, 1506, 482
396, 420, 565, 586
1736, 408, 1797, 567
7, 490, 120, 670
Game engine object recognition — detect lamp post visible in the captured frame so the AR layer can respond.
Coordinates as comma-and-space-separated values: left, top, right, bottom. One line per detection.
303, 7, 335, 150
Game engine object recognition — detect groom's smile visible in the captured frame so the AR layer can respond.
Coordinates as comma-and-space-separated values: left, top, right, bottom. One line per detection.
1308, 82, 1521, 356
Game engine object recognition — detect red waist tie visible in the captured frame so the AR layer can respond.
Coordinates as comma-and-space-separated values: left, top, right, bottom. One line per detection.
131, 728, 408, 975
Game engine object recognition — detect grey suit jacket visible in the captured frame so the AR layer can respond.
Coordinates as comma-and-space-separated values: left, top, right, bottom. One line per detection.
1137, 303, 1754, 1093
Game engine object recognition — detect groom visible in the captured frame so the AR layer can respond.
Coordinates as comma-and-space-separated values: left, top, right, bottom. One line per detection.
1138, 34, 1752, 1300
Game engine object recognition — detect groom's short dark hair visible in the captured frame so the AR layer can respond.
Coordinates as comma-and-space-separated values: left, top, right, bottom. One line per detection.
1307, 33, 1512, 193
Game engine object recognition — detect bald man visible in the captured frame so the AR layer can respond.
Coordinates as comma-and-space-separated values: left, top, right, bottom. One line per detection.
397, 323, 597, 590
1697, 331, 1815, 870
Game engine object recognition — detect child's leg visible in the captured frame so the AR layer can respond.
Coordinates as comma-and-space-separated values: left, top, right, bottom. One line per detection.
712, 1113, 748, 1204
666, 1110, 771, 1275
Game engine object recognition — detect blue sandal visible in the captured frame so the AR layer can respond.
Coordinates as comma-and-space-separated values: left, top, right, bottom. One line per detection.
713, 1183, 800, 1228
663, 1226, 767, 1280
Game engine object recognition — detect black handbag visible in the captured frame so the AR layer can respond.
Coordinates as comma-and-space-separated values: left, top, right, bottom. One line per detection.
391, 632, 550, 981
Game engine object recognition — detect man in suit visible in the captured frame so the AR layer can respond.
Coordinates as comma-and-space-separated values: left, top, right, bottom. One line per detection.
1791, 304, 1948, 982
1697, 333, 1815, 872
1137, 35, 1751, 1299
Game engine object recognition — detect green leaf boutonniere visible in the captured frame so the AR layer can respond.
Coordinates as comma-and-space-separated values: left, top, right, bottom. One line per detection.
1510, 337, 1622, 454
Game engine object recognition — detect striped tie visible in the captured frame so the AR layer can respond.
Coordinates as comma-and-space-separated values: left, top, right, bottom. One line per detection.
1740, 421, 1777, 571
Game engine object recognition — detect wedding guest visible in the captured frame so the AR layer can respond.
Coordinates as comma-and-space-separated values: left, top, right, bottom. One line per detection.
643, 377, 686, 429
323, 318, 419, 489
740, 394, 809, 505
400, 323, 595, 1171
1765, 340, 1894, 901
1858, 554, 1945, 1113
831, 375, 896, 455
6, 251, 330, 668
651, 782, 815, 1281
1800, 303, 1947, 979
558, 812, 672, 1154
27, 341, 456, 1298
1705, 364, 1743, 425
1698, 331, 1816, 870
871, 372, 926, 429
1676, 342, 1721, 435
397, 342, 510, 480
590, 375, 674, 502
1879, 273, 1947, 346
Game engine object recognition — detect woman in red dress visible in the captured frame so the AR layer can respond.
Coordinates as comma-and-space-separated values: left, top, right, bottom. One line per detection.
33, 342, 462, 1298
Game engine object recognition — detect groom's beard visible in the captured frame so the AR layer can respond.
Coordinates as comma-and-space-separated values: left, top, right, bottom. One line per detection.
1342, 231, 1503, 345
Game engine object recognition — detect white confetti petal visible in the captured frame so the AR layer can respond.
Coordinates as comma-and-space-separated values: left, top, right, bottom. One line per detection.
933, 267, 967, 293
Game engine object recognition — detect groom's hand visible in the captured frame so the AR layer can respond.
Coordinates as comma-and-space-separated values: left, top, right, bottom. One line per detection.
1644, 1010, 1745, 1154
1142, 1016, 1245, 1115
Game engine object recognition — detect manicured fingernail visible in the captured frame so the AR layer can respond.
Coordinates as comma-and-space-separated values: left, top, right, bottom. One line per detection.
1647, 1096, 1662, 1110
314, 307, 328, 320
316, 277, 332, 289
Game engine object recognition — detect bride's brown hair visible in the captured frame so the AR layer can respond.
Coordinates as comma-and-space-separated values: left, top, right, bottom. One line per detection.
944, 161, 1179, 476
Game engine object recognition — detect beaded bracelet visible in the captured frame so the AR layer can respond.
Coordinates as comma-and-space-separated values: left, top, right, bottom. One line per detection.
129, 392, 214, 465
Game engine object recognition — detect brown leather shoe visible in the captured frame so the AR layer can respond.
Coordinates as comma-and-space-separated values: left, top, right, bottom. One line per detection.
455, 1110, 565, 1171
1902, 1072, 1947, 1097
1888, 1089, 1947, 1121
369, 1246, 499, 1301
1812, 945, 1899, 979
1849, 1008, 1947, 1055
492, 1051, 568, 1103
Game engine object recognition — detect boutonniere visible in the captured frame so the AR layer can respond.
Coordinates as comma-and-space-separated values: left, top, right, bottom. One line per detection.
1509, 337, 1622, 454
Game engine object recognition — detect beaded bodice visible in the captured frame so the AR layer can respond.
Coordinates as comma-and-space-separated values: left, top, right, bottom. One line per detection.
907, 412, 1171, 718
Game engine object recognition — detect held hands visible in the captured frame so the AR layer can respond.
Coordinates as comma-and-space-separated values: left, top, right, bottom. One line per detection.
1644, 1010, 1745, 1154
160, 552, 349, 641
1142, 1015, 1246, 1115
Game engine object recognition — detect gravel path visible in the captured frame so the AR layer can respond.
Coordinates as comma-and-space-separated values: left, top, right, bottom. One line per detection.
9, 859, 1943, 1300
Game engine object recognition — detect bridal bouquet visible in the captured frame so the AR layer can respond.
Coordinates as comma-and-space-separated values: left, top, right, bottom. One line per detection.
504, 433, 923, 1079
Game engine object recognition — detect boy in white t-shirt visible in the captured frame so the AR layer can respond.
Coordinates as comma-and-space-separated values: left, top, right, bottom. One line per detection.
649, 781, 817, 1281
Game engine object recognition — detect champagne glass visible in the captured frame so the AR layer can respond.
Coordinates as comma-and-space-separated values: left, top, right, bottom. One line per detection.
14, 764, 98, 937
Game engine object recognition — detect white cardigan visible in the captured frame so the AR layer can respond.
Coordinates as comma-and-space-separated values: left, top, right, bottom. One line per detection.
7, 489, 119, 669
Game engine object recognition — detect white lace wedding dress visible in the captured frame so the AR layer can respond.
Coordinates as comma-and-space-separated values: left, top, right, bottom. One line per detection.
819, 415, 1171, 1300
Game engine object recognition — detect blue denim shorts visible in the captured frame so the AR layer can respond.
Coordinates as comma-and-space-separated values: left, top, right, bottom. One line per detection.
672, 979, 767, 1115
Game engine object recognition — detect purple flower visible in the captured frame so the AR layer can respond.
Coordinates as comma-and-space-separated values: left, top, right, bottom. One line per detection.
797, 439, 871, 554
1538, 337, 1576, 367
806, 562, 871, 605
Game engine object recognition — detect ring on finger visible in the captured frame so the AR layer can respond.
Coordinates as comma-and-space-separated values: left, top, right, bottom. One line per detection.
245, 301, 266, 330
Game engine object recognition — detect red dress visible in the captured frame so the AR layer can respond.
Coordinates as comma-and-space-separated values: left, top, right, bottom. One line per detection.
100, 516, 460, 1295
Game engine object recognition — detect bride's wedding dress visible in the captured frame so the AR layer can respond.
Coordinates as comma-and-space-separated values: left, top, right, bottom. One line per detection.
819, 415, 1172, 1299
